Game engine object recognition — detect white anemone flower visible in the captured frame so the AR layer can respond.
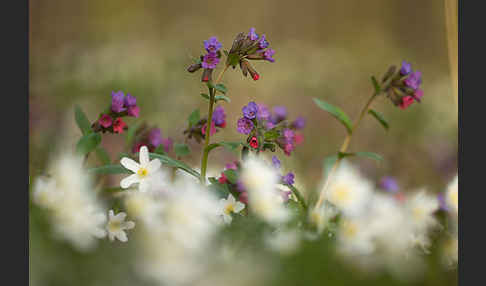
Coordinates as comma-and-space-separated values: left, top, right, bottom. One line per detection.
106, 210, 135, 242
120, 146, 161, 192
32, 152, 107, 251
445, 175, 458, 215
218, 194, 245, 224
405, 190, 439, 233
240, 156, 290, 224
326, 162, 373, 217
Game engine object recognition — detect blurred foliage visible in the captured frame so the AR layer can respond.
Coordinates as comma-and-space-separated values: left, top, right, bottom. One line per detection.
29, 0, 457, 285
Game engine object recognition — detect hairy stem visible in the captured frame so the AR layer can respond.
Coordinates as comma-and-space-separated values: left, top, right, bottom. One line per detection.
200, 65, 229, 184
314, 92, 378, 210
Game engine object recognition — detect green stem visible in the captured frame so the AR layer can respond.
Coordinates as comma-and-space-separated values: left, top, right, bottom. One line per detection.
288, 184, 307, 210
314, 92, 378, 210
200, 65, 229, 184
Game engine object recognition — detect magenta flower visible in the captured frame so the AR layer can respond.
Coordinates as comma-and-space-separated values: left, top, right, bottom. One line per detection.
202, 120, 217, 136
148, 128, 163, 147
257, 104, 271, 120
124, 93, 137, 107
99, 114, 113, 128
400, 61, 412, 76
291, 116, 306, 130
271, 106, 287, 123
404, 71, 422, 90
127, 106, 140, 117
161, 137, 173, 153
258, 34, 269, 49
242, 101, 259, 119
263, 49, 275, 63
204, 36, 222, 53
248, 27, 258, 41
111, 91, 126, 113
284, 143, 294, 156
282, 172, 295, 185
113, 118, 127, 134
283, 128, 295, 144
413, 89, 424, 102
237, 117, 254, 135
272, 156, 281, 169
399, 96, 415, 110
202, 52, 220, 69
225, 162, 238, 170
212, 106, 226, 127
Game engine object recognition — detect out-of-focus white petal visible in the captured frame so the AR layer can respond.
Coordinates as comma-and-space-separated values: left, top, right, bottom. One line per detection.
120, 157, 140, 173
139, 146, 150, 166
146, 159, 162, 173
121, 174, 139, 189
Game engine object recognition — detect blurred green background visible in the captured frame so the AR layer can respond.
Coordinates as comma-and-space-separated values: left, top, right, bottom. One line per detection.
29, 0, 458, 285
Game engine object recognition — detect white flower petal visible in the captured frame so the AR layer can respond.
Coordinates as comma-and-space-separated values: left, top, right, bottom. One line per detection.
146, 159, 161, 173
234, 202, 245, 213
123, 221, 135, 230
114, 212, 127, 222
139, 146, 149, 166
108, 209, 115, 219
222, 214, 232, 224
228, 194, 236, 204
139, 180, 149, 192
120, 174, 140, 189
120, 158, 140, 173
116, 231, 128, 242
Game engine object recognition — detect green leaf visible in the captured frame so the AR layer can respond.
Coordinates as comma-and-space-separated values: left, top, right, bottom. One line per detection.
125, 120, 143, 146
223, 169, 238, 184
214, 84, 227, 94
87, 164, 131, 175
76, 133, 101, 155
74, 105, 92, 135
200, 93, 210, 100
264, 129, 280, 141
286, 184, 307, 210
368, 109, 389, 130
227, 53, 240, 67
338, 151, 383, 162
188, 109, 200, 127
313, 98, 353, 134
153, 145, 168, 155
95, 147, 111, 165
174, 143, 191, 157
149, 153, 200, 178
215, 95, 231, 103
205, 142, 242, 154
356, 152, 383, 161
223, 50, 229, 56
371, 75, 381, 94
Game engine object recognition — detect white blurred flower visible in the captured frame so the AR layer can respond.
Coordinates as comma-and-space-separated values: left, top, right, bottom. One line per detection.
442, 236, 458, 268
218, 194, 245, 224
445, 175, 458, 215
309, 203, 338, 234
265, 229, 301, 255
240, 156, 290, 224
120, 146, 161, 192
326, 162, 373, 217
32, 152, 106, 251
134, 178, 222, 285
106, 210, 135, 242
398, 190, 438, 252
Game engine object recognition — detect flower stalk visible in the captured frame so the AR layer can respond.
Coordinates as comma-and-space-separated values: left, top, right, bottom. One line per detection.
200, 65, 229, 183
314, 92, 378, 210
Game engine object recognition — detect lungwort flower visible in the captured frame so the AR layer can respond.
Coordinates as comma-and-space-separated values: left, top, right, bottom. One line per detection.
120, 146, 162, 192
218, 194, 245, 224
106, 210, 135, 242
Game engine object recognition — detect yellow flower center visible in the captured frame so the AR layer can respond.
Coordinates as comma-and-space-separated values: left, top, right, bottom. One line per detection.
224, 204, 235, 215
333, 184, 350, 204
137, 168, 148, 177
342, 221, 358, 238
108, 221, 122, 233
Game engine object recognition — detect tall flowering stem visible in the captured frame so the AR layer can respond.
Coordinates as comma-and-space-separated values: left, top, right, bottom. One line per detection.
200, 65, 229, 183
314, 92, 378, 210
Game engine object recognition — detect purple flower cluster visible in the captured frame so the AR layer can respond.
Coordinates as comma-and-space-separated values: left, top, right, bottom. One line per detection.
187, 36, 223, 82
92, 91, 140, 134
132, 127, 173, 154
236, 101, 305, 156
184, 106, 227, 143
396, 61, 423, 110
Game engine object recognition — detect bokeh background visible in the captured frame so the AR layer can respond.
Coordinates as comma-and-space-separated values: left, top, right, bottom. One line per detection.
29, 0, 458, 285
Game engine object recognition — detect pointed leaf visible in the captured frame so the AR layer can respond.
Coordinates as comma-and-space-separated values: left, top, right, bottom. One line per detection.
205, 142, 242, 154
95, 146, 111, 165
313, 98, 353, 134
264, 129, 280, 141
74, 105, 92, 135
76, 133, 101, 155
174, 143, 191, 157
338, 151, 383, 162
200, 93, 210, 100
125, 120, 143, 146
215, 95, 231, 103
368, 109, 389, 130
188, 109, 200, 127
153, 145, 168, 155
371, 75, 381, 94
223, 169, 238, 184
214, 84, 227, 94
148, 153, 200, 178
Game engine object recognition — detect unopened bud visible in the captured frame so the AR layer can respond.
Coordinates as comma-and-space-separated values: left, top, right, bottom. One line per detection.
382, 65, 397, 83
201, 68, 213, 82
187, 63, 202, 73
